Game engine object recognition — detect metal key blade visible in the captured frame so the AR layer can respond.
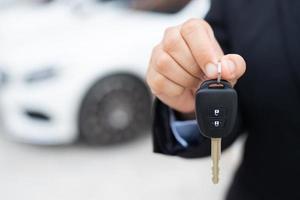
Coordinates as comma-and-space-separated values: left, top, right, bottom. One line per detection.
211, 138, 221, 184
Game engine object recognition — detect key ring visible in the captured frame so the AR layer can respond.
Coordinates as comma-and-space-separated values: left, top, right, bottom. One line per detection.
217, 61, 222, 83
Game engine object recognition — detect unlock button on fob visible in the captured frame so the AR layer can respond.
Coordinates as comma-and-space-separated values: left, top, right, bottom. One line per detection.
209, 108, 225, 117
209, 119, 225, 129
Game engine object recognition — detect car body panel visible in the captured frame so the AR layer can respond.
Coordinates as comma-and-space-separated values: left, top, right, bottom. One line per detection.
0, 0, 210, 144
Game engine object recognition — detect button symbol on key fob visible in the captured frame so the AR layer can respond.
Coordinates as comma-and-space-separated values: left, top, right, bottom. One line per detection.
209, 108, 224, 117
215, 121, 220, 127
214, 120, 220, 127
214, 109, 220, 116
209, 120, 224, 128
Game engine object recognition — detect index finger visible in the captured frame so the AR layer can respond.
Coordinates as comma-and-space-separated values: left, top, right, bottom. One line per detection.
180, 19, 222, 78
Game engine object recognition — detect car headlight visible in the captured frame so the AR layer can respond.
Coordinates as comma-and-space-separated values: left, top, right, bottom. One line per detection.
25, 66, 59, 83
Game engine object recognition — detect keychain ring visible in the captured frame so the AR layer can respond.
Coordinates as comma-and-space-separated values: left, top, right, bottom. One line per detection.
217, 62, 222, 83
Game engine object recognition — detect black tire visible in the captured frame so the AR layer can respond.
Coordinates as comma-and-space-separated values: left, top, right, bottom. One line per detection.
79, 73, 152, 145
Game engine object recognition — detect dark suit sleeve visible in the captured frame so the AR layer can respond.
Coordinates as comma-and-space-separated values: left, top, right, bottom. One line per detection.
152, 0, 244, 158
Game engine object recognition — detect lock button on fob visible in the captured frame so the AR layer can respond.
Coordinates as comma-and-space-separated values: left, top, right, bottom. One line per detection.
209, 119, 225, 129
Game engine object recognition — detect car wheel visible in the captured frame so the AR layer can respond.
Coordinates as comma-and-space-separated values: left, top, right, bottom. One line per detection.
79, 73, 152, 145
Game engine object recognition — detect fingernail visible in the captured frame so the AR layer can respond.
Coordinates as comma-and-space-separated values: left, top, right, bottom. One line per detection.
226, 59, 236, 74
205, 63, 217, 78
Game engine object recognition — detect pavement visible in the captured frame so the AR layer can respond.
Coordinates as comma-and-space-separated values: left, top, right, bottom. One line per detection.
0, 132, 244, 200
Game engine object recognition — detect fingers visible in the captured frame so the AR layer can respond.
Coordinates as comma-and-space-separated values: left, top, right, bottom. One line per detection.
146, 67, 184, 97
180, 19, 224, 78
151, 45, 200, 88
160, 19, 224, 81
220, 54, 247, 85
146, 17, 247, 113
224, 54, 247, 79
161, 26, 205, 79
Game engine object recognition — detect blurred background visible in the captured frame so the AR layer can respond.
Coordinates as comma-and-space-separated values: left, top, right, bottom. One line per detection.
0, 0, 245, 199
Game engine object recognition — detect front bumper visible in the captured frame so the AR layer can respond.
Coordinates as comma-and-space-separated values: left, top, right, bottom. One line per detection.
0, 78, 79, 145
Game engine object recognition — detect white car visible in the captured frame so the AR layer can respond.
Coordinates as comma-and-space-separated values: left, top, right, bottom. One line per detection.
0, 0, 209, 145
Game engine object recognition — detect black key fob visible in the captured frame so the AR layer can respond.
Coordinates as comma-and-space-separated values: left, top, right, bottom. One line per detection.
195, 80, 238, 138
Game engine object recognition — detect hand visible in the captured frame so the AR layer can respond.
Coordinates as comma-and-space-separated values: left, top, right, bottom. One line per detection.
146, 19, 246, 116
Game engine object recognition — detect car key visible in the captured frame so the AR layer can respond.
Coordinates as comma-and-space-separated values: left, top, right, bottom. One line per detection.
195, 63, 238, 184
